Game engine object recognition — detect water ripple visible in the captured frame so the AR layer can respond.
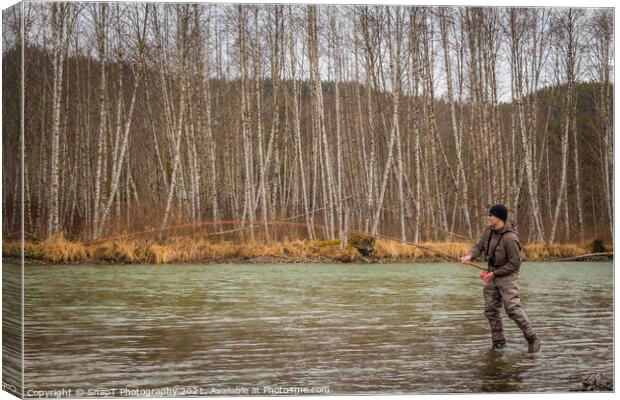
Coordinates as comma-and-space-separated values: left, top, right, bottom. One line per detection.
1, 262, 612, 394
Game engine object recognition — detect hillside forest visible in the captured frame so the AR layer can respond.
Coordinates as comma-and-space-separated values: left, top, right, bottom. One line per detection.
1, 3, 614, 245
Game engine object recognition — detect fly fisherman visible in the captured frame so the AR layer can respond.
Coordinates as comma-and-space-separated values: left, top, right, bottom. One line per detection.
459, 204, 541, 353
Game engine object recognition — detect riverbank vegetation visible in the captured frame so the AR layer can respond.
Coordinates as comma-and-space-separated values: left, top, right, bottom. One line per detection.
2, 236, 612, 265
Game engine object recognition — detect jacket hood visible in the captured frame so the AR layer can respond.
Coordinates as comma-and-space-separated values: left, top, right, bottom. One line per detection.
492, 223, 518, 235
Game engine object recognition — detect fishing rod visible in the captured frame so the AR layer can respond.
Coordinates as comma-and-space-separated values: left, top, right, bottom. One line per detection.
208, 196, 353, 237
260, 197, 484, 270
83, 219, 311, 246
83, 196, 354, 246
83, 195, 484, 271
350, 230, 486, 271
427, 225, 473, 241
85, 218, 484, 270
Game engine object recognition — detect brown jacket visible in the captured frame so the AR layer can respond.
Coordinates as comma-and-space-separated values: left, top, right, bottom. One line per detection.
469, 224, 522, 277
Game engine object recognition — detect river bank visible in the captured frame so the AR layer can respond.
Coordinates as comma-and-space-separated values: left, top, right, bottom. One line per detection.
2, 235, 612, 265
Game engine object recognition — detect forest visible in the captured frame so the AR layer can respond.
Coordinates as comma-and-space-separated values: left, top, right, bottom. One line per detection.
1, 3, 614, 246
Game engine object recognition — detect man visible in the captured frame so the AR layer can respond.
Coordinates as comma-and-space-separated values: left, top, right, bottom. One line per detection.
459, 204, 541, 353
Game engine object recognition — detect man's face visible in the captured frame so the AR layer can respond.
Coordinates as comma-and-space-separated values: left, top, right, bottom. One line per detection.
487, 213, 503, 229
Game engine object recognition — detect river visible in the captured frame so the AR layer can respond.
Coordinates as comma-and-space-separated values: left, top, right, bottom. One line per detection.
2, 261, 613, 395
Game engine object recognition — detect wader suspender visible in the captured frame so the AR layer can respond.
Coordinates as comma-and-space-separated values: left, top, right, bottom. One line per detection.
486, 230, 508, 267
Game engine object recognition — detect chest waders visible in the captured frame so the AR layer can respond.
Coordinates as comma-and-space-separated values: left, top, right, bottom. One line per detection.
486, 231, 508, 268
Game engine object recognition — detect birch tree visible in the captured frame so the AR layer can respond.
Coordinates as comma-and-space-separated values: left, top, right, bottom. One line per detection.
47, 3, 78, 237
288, 6, 314, 240
91, 3, 108, 239
507, 9, 549, 242
96, 4, 147, 237
237, 5, 255, 240
590, 8, 613, 240
308, 5, 336, 239
439, 8, 472, 237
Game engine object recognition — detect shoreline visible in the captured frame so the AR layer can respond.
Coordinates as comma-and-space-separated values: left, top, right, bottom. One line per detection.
2, 255, 614, 267
2, 236, 613, 266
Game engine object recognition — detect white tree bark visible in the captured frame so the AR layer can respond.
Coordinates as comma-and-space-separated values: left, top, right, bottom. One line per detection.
237, 5, 255, 240
91, 3, 108, 239
308, 5, 336, 239
371, 7, 400, 237
47, 3, 77, 238
288, 6, 313, 240
509, 9, 548, 242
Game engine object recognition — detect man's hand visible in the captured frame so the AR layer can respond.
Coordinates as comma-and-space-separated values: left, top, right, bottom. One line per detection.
460, 254, 472, 264
480, 270, 494, 283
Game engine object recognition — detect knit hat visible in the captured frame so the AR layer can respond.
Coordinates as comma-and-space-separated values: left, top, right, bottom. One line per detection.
489, 204, 508, 222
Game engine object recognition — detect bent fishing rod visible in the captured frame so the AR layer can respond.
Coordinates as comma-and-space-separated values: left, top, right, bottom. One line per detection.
350, 230, 486, 271
84, 194, 485, 271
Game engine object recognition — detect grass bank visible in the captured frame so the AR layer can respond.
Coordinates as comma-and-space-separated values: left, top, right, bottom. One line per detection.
2, 235, 613, 265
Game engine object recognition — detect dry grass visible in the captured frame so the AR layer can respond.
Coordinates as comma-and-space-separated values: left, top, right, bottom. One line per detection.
575, 239, 614, 253
315, 239, 341, 247
145, 244, 173, 264
523, 243, 549, 261
523, 243, 589, 261
374, 239, 420, 259
281, 240, 315, 259
39, 234, 88, 263
373, 239, 469, 260
332, 246, 361, 262
421, 242, 470, 259
547, 244, 585, 258
2, 241, 44, 258
3, 235, 612, 265
87, 241, 138, 263
2, 241, 22, 256
166, 238, 207, 262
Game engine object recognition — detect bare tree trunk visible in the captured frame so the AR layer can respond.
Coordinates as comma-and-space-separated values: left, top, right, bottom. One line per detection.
288, 6, 313, 240
251, 7, 269, 239
508, 9, 548, 242
421, 8, 449, 238
550, 9, 580, 243
390, 9, 407, 241
371, 8, 400, 236
237, 5, 255, 240
193, 6, 220, 225
408, 8, 424, 242
567, 10, 585, 242
329, 9, 345, 242
308, 5, 336, 239
98, 6, 147, 236
47, 3, 76, 237
91, 3, 108, 239
352, 21, 369, 233
185, 88, 201, 221
98, 63, 143, 236
360, 7, 378, 232
439, 8, 472, 238
549, 104, 570, 243
592, 10, 613, 240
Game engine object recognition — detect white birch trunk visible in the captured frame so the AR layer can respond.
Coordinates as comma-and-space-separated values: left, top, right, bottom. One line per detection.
288, 6, 313, 240
92, 3, 107, 239
371, 8, 400, 236
237, 5, 255, 240
47, 3, 76, 238
97, 65, 143, 237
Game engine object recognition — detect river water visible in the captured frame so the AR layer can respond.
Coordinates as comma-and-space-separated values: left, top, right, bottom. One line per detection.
2, 261, 614, 395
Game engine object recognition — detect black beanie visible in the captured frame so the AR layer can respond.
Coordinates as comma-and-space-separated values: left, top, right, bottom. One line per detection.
489, 204, 508, 222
